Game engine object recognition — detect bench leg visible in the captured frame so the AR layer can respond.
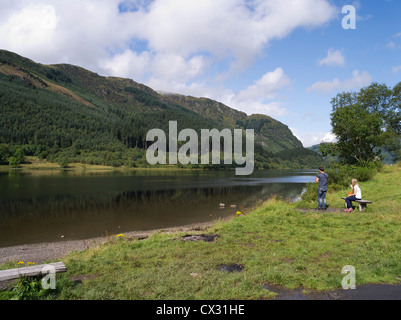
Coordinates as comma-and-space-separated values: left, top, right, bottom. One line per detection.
358, 203, 366, 212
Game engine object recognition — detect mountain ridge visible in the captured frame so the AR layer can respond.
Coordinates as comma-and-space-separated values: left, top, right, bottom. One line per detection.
0, 49, 322, 169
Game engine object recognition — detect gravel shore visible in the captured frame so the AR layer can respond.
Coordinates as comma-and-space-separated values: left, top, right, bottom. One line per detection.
0, 221, 217, 265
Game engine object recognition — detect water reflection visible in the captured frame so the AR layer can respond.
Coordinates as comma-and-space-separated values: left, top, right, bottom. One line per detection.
0, 169, 315, 247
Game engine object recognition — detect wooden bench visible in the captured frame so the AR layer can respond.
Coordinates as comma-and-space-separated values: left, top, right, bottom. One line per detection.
341, 197, 372, 212
0, 262, 66, 282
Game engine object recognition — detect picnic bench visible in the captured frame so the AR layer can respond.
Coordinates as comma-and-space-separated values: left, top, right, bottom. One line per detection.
341, 197, 372, 212
0, 262, 66, 282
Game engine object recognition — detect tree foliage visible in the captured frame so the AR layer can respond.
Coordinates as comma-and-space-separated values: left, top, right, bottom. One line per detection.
325, 82, 401, 165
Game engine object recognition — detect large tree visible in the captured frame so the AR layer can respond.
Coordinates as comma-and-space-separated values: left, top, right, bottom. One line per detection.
321, 82, 401, 165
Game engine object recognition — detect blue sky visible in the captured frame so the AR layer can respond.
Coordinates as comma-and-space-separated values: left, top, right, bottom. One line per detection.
0, 0, 400, 147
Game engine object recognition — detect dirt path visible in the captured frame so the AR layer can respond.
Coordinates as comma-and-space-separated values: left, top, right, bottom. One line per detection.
296, 207, 344, 213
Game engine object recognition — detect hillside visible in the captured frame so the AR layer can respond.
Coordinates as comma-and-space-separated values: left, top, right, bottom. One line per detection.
308, 143, 399, 166
0, 49, 323, 169
162, 94, 303, 153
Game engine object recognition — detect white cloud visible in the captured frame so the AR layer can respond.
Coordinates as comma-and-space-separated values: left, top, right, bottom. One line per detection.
0, 4, 58, 57
294, 131, 337, 148
306, 70, 372, 94
151, 53, 209, 82
289, 127, 303, 143
0, 0, 130, 69
386, 41, 396, 50
222, 68, 292, 117
125, 0, 338, 72
101, 50, 209, 84
236, 68, 291, 102
101, 49, 151, 79
392, 65, 401, 74
318, 48, 345, 67
0, 0, 337, 78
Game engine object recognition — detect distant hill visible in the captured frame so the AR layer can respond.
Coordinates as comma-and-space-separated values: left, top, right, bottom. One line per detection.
0, 49, 322, 169
308, 143, 399, 165
162, 94, 303, 154
308, 143, 335, 164
307, 144, 321, 154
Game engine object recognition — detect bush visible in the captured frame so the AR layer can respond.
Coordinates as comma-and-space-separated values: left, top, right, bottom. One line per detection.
9, 156, 19, 168
58, 158, 71, 168
300, 182, 319, 203
13, 276, 43, 300
14, 148, 25, 164
111, 160, 123, 167
35, 145, 49, 159
326, 161, 381, 190
125, 160, 137, 168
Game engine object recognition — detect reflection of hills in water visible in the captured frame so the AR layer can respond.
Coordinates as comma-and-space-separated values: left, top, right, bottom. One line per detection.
0, 171, 311, 247
0, 184, 304, 220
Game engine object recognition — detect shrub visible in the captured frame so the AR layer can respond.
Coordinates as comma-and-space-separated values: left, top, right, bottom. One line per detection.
58, 158, 70, 168
326, 161, 381, 190
111, 160, 123, 167
9, 156, 19, 168
13, 276, 43, 300
14, 148, 25, 164
125, 160, 137, 168
301, 182, 318, 203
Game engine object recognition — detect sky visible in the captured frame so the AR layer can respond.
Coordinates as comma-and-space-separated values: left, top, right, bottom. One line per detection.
0, 0, 400, 147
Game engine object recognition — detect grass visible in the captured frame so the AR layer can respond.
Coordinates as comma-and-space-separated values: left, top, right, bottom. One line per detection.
0, 156, 212, 173
0, 156, 115, 172
1, 163, 401, 300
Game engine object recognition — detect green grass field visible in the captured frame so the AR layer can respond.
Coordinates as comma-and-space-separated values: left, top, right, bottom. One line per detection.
1, 163, 401, 300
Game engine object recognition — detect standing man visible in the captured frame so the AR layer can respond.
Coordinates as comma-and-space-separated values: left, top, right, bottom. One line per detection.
316, 166, 328, 210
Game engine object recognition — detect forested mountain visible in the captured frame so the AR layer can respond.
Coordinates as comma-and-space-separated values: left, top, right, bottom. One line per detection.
0, 49, 323, 169
162, 94, 303, 154
308, 143, 398, 165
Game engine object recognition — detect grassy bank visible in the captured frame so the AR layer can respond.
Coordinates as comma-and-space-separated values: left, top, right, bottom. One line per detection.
0, 156, 115, 172
0, 156, 195, 173
1, 163, 401, 300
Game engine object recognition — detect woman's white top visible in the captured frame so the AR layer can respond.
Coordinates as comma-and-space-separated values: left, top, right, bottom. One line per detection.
354, 185, 362, 199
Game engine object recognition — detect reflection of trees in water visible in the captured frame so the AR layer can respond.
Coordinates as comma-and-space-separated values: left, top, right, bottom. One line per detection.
238, 183, 305, 209
0, 184, 304, 221
0, 183, 307, 246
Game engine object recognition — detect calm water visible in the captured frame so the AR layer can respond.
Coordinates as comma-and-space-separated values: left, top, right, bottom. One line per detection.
0, 169, 316, 247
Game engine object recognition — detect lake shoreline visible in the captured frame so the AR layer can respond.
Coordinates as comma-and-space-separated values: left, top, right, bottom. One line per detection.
0, 156, 319, 173
0, 218, 229, 265
0, 160, 194, 173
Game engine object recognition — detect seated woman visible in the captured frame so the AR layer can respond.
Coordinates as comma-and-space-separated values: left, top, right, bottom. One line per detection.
344, 179, 362, 212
